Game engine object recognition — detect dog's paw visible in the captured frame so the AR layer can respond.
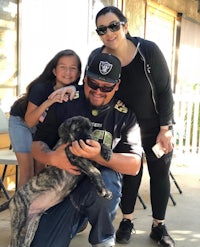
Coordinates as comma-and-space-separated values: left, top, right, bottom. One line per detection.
100, 144, 112, 161
99, 189, 113, 200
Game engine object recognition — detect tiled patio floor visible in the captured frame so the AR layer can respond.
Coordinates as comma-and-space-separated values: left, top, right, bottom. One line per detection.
0, 159, 200, 247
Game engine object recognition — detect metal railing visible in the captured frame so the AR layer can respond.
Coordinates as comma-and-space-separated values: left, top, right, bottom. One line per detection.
173, 93, 200, 156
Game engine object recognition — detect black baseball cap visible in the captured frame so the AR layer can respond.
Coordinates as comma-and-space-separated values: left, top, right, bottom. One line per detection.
86, 53, 121, 83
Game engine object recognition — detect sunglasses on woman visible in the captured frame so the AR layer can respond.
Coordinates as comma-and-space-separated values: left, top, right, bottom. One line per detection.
87, 78, 116, 92
96, 21, 125, 36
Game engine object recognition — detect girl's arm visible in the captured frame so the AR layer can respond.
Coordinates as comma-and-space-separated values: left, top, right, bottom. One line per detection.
25, 95, 62, 127
25, 86, 76, 127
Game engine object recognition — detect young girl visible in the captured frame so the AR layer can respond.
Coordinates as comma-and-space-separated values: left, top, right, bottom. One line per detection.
9, 49, 82, 187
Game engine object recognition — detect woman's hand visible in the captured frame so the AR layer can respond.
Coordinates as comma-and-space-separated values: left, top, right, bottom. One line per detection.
69, 139, 101, 161
156, 129, 174, 154
48, 85, 76, 102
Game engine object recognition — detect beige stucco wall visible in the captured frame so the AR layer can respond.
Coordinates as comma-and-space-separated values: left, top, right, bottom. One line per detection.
154, 0, 200, 22
124, 0, 146, 37
125, 0, 200, 37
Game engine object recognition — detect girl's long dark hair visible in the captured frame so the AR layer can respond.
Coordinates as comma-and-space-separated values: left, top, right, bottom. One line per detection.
26, 49, 82, 97
12, 49, 81, 110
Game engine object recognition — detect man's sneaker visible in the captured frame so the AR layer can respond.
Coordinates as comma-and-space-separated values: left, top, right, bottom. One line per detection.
150, 223, 175, 247
116, 219, 134, 244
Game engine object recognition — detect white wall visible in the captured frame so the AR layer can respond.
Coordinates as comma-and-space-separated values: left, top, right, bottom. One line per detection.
19, 0, 102, 93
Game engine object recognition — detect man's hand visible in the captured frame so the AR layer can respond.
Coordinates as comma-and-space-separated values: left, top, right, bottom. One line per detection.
69, 139, 101, 161
32, 141, 81, 175
53, 144, 81, 174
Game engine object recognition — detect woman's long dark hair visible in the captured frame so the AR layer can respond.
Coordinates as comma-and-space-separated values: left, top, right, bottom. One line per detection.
95, 6, 131, 38
95, 6, 127, 25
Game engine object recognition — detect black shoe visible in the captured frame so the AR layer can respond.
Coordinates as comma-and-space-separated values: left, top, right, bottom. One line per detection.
116, 219, 134, 244
150, 223, 175, 247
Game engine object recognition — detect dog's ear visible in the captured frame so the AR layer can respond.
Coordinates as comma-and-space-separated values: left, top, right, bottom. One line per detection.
82, 117, 92, 134
79, 117, 93, 140
58, 119, 71, 141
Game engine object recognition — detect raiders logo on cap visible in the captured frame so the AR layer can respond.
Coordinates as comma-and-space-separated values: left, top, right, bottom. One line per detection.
99, 61, 113, 75
86, 53, 121, 84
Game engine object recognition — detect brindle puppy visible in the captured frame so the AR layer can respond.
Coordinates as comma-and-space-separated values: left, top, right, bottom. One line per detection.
9, 116, 112, 247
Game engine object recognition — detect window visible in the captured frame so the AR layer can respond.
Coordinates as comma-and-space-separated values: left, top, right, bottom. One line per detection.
0, 0, 18, 112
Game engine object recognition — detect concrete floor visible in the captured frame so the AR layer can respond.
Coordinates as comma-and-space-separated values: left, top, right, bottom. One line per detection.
0, 157, 200, 247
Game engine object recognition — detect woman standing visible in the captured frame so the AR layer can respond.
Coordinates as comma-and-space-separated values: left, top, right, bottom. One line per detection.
89, 6, 175, 247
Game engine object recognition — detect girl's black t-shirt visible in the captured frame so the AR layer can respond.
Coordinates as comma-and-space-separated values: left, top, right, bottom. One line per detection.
10, 82, 54, 119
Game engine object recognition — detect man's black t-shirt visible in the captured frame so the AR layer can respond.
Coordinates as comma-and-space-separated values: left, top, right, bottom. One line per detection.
33, 87, 142, 158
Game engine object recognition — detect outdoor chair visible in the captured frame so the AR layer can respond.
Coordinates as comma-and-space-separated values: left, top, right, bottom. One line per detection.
137, 156, 183, 209
0, 108, 18, 207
